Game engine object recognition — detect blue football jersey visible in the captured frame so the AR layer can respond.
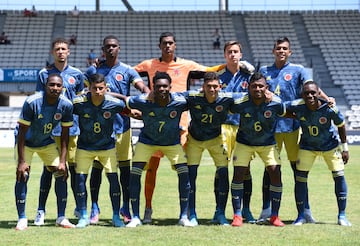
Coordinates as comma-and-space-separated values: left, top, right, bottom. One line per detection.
286, 99, 345, 151
85, 61, 143, 134
219, 68, 251, 126
185, 90, 240, 141
18, 91, 73, 147
260, 62, 311, 133
37, 64, 84, 136
230, 94, 286, 146
73, 93, 125, 150
126, 92, 188, 146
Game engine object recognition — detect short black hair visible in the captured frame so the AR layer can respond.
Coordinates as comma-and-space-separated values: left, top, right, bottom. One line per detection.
203, 72, 219, 83
46, 73, 63, 84
249, 72, 266, 84
153, 71, 172, 85
273, 36, 290, 49
88, 73, 106, 85
51, 38, 69, 49
102, 35, 120, 45
159, 32, 176, 43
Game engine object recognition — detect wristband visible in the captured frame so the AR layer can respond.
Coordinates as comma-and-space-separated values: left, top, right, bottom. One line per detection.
341, 143, 349, 152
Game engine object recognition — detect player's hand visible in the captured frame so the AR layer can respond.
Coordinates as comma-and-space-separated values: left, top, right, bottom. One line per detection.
147, 91, 155, 103
129, 109, 142, 120
16, 162, 30, 182
328, 97, 336, 107
264, 89, 274, 103
239, 60, 255, 74
57, 162, 68, 180
342, 151, 349, 164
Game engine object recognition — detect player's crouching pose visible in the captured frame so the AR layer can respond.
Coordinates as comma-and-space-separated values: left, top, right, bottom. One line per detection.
15, 74, 75, 230
72, 73, 126, 228
287, 81, 351, 226
229, 72, 286, 227
125, 72, 192, 227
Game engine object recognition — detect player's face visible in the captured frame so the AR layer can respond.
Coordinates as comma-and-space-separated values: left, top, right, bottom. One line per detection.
154, 79, 171, 100
90, 81, 107, 98
159, 36, 176, 55
46, 76, 63, 100
52, 42, 70, 63
203, 80, 221, 102
302, 83, 320, 109
272, 41, 291, 63
224, 44, 242, 66
248, 77, 268, 100
102, 39, 120, 59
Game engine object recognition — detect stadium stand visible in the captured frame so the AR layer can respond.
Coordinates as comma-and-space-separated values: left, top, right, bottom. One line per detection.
0, 10, 359, 129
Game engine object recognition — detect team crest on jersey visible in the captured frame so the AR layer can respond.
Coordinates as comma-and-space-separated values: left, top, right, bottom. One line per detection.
174, 69, 180, 76
68, 76, 75, 85
241, 81, 248, 90
319, 117, 327, 124
54, 113, 62, 120
170, 111, 177, 118
103, 111, 111, 119
284, 73, 292, 81
264, 110, 272, 118
115, 74, 123, 81
215, 105, 223, 112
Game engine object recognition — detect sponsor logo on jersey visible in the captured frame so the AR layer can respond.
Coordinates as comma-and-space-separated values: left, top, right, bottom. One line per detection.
115, 74, 123, 81
245, 113, 251, 118
149, 112, 155, 117
103, 111, 111, 119
215, 105, 223, 112
195, 105, 202, 110
319, 117, 327, 124
54, 113, 62, 120
284, 73, 292, 81
264, 110, 272, 118
170, 110, 177, 118
38, 114, 43, 119
84, 113, 90, 118
68, 76, 75, 85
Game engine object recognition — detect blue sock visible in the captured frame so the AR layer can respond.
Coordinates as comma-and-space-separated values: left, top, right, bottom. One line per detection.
217, 167, 229, 213
76, 173, 88, 217
262, 169, 271, 209
213, 169, 220, 212
175, 164, 190, 218
270, 184, 282, 216
129, 163, 143, 218
231, 181, 243, 215
68, 164, 77, 208
333, 171, 347, 216
291, 162, 310, 210
55, 175, 67, 218
90, 163, 102, 212
15, 173, 29, 218
119, 161, 130, 211
107, 173, 121, 215
188, 165, 198, 217
37, 166, 52, 211
294, 171, 307, 217
243, 172, 252, 210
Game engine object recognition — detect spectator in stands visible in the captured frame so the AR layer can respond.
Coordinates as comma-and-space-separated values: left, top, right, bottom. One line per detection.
212, 28, 221, 49
71, 6, 80, 17
31, 5, 38, 17
87, 49, 97, 67
69, 34, 77, 45
23, 8, 32, 17
0, 32, 11, 45
23, 6, 37, 17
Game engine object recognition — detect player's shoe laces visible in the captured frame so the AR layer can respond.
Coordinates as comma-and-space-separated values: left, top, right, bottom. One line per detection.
304, 209, 316, 224
56, 216, 75, 228
143, 208, 153, 224
76, 216, 90, 228
338, 216, 352, 227
242, 208, 256, 224
217, 213, 230, 226
189, 216, 199, 226
15, 218, 28, 231
120, 207, 131, 223
292, 215, 306, 226
112, 215, 125, 227
126, 216, 142, 228
73, 208, 80, 219
256, 207, 271, 224
178, 217, 194, 227
231, 214, 243, 227
34, 210, 45, 226
90, 209, 100, 224
270, 215, 285, 227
